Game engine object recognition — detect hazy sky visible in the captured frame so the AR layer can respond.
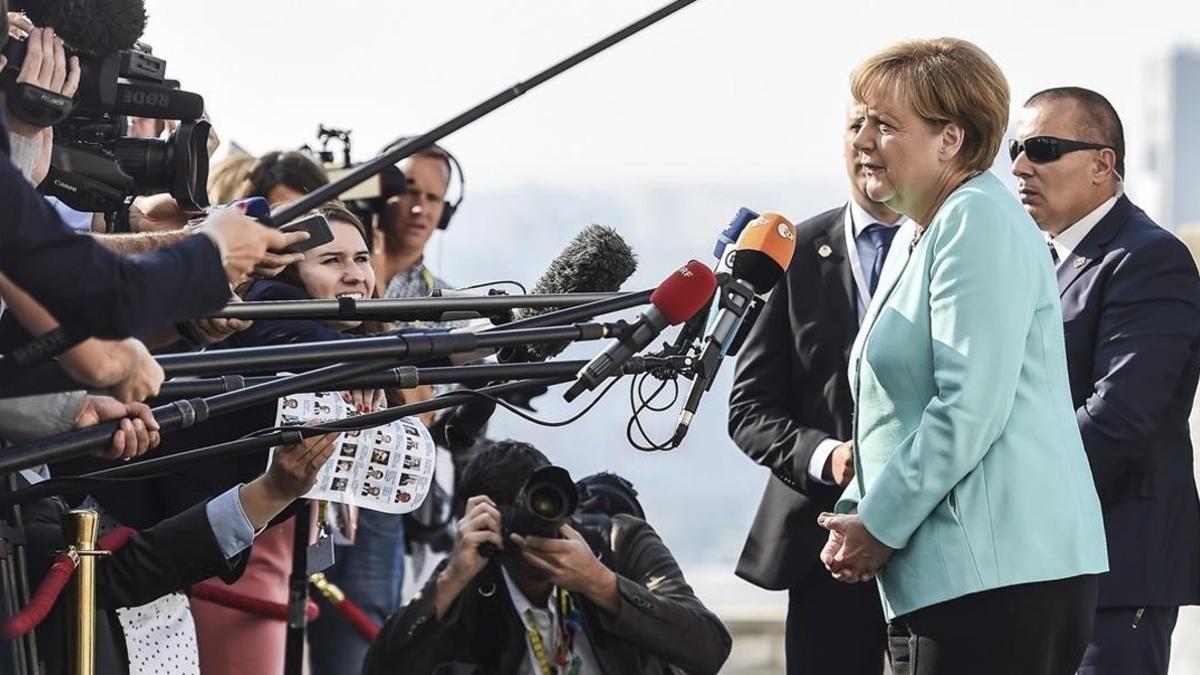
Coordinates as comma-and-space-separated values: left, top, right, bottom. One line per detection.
141, 0, 1200, 191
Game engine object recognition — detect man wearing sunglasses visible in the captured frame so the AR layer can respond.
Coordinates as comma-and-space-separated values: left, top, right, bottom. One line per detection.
1012, 86, 1200, 675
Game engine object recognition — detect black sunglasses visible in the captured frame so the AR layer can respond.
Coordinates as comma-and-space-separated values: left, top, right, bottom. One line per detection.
1009, 136, 1111, 163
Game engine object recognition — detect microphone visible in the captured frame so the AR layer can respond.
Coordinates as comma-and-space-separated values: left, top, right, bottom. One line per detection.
713, 207, 760, 267
672, 213, 797, 444
498, 224, 638, 363
104, 83, 206, 119
16, 0, 147, 55
660, 207, 761, 357
430, 397, 497, 451
564, 260, 717, 402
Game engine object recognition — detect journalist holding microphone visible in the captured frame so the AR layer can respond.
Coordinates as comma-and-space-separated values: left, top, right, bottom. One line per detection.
815, 39, 1108, 675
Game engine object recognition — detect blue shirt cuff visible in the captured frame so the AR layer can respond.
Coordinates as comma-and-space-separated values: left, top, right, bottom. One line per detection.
205, 485, 256, 559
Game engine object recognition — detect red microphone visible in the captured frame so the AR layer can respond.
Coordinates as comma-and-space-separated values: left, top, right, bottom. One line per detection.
564, 260, 717, 401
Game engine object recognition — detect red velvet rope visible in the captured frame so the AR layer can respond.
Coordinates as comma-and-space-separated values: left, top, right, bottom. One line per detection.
329, 594, 379, 642
191, 582, 320, 622
2, 525, 322, 639
1, 526, 138, 640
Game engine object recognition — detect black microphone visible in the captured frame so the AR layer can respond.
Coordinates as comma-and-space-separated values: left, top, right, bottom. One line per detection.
499, 224, 638, 364
564, 261, 717, 402
16, 0, 147, 55
431, 397, 497, 451
672, 213, 797, 445
104, 82, 206, 119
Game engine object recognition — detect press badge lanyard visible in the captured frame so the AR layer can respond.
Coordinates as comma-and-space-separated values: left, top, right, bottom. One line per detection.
523, 589, 583, 675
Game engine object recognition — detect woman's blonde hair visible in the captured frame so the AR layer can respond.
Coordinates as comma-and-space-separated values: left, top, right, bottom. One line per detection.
851, 38, 1010, 172
207, 153, 258, 204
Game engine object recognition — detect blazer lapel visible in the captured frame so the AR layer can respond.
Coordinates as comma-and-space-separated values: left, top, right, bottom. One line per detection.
1058, 196, 1134, 296
813, 206, 857, 361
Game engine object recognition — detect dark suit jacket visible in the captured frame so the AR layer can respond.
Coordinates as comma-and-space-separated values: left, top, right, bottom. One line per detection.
728, 206, 857, 590
362, 515, 732, 675
0, 116, 231, 342
1057, 195, 1200, 608
19, 483, 246, 675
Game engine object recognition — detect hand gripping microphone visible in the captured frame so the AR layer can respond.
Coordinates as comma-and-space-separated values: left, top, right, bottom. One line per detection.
672, 213, 797, 444
563, 260, 717, 402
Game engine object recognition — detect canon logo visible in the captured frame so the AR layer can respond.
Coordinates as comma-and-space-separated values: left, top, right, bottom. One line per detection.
52, 179, 78, 193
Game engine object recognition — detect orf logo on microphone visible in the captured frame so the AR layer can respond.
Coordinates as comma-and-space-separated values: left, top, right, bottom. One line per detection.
777, 223, 795, 241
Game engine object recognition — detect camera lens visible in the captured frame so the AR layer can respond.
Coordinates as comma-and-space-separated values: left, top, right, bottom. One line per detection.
529, 486, 568, 520
513, 466, 579, 537
106, 119, 210, 210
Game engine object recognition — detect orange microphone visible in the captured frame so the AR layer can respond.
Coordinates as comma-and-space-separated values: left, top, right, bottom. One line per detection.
672, 212, 797, 446
729, 212, 798, 294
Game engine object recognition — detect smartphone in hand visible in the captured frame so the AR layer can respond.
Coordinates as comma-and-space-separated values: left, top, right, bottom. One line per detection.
277, 214, 334, 254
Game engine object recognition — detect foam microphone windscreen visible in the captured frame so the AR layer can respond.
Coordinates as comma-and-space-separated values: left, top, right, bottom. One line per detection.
20, 0, 148, 55
507, 224, 637, 362
651, 260, 718, 325
730, 212, 797, 295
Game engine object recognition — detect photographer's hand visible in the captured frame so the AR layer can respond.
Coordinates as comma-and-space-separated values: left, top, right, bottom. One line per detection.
251, 251, 306, 280
435, 495, 503, 620
0, 26, 80, 138
512, 524, 620, 615
74, 396, 160, 462
200, 205, 308, 285
184, 295, 252, 346
238, 431, 337, 529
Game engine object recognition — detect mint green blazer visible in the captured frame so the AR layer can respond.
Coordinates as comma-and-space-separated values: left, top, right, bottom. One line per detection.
836, 171, 1108, 618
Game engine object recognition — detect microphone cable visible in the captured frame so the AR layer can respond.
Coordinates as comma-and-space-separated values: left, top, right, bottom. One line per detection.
626, 366, 684, 452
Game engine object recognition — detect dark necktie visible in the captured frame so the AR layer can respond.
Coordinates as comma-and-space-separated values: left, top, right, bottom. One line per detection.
863, 223, 898, 295
1048, 240, 1060, 264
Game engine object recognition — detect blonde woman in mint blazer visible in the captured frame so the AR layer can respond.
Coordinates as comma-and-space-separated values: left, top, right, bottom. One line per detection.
815, 39, 1109, 675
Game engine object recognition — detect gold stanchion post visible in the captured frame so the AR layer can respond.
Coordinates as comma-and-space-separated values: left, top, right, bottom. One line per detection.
61, 509, 100, 675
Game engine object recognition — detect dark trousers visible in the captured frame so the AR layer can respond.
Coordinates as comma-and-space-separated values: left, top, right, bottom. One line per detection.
1077, 606, 1178, 675
786, 565, 887, 675
888, 574, 1098, 675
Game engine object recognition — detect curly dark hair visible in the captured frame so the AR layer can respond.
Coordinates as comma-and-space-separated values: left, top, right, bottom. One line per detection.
457, 439, 550, 508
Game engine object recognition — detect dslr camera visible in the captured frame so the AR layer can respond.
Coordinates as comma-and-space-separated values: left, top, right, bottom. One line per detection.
481, 467, 645, 557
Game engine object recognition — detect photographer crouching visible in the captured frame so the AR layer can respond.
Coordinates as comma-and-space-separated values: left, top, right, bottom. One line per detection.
363, 440, 732, 675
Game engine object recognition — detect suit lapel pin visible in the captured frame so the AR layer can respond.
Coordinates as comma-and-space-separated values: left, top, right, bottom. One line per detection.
817, 244, 833, 258
1073, 257, 1087, 269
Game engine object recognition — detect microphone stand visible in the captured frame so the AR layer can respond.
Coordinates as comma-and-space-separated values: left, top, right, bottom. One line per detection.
0, 377, 572, 506
208, 292, 624, 322
0, 323, 619, 474
0, 321, 622, 400
0, 291, 655, 401
151, 355, 688, 401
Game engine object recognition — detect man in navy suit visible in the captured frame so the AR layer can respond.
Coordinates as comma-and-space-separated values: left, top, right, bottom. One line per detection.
1012, 86, 1200, 675
728, 103, 900, 675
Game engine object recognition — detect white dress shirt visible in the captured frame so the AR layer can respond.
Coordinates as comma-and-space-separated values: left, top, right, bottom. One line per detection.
807, 199, 906, 484
1046, 189, 1122, 268
502, 567, 600, 675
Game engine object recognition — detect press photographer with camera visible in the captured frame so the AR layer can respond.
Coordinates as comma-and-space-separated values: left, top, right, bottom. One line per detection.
363, 440, 732, 675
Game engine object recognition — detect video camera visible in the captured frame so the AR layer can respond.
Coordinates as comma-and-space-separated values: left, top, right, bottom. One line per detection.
0, 37, 210, 227
300, 124, 407, 249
